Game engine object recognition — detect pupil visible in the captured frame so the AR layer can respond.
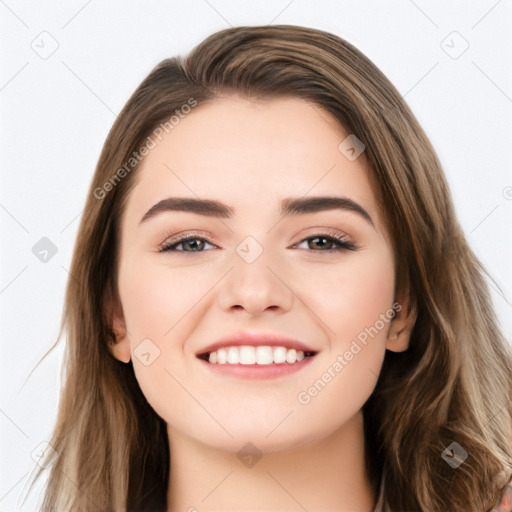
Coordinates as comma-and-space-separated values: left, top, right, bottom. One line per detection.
311, 237, 330, 250
185, 239, 203, 251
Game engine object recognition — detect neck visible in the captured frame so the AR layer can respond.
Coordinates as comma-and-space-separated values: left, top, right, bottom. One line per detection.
166, 411, 376, 512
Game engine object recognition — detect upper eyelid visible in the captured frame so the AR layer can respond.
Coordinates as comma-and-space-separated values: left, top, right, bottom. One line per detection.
160, 226, 352, 242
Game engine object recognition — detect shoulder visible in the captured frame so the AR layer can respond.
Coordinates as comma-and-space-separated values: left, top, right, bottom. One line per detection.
493, 481, 512, 512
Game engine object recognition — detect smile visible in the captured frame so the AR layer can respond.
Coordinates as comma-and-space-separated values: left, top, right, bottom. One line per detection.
198, 345, 316, 365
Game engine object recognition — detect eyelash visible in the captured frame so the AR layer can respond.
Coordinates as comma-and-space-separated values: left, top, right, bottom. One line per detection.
157, 231, 358, 254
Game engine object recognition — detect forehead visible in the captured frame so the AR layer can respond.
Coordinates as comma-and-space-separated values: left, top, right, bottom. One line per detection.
123, 95, 386, 232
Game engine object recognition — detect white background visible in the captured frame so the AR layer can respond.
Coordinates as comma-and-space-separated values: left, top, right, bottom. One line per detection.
1, 1, 511, 509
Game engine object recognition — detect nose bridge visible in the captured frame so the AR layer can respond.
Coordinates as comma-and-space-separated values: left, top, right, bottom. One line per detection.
218, 234, 293, 314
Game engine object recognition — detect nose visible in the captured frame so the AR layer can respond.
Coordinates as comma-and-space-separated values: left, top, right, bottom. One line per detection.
217, 247, 294, 316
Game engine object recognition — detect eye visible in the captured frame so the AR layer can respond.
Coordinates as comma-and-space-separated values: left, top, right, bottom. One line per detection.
158, 231, 358, 254
158, 234, 217, 253
293, 233, 357, 253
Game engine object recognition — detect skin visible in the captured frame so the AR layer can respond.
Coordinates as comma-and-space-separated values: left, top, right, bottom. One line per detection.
110, 95, 416, 511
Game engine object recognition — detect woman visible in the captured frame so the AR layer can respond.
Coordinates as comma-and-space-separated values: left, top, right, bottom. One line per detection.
26, 24, 512, 511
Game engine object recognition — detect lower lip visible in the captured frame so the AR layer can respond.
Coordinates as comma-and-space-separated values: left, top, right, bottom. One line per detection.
197, 356, 316, 379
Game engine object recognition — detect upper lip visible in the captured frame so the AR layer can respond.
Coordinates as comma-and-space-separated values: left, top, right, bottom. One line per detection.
196, 330, 319, 356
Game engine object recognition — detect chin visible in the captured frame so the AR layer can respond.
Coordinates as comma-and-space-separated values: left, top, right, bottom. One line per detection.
201, 427, 320, 456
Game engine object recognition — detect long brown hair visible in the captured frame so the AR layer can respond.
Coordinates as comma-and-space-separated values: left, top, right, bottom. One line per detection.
24, 24, 512, 511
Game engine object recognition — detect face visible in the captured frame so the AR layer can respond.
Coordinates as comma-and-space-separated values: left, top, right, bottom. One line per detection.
112, 95, 411, 453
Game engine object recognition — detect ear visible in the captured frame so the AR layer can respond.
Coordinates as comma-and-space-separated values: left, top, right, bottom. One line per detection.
109, 293, 131, 364
385, 289, 417, 353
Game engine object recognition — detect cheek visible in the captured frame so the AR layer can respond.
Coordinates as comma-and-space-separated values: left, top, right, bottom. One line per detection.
340, 258, 395, 339
117, 255, 224, 395
118, 257, 210, 342
294, 246, 396, 344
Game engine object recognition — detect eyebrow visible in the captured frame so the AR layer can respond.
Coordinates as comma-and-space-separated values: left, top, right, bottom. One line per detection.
139, 195, 374, 227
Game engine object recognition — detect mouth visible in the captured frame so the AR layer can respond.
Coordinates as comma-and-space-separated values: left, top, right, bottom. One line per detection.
195, 331, 319, 379
197, 345, 318, 365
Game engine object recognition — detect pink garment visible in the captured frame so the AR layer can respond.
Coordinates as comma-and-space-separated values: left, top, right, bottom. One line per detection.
493, 482, 512, 511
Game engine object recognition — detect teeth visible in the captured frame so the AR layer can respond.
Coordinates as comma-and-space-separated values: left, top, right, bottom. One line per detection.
239, 346, 256, 365
227, 347, 238, 364
255, 346, 273, 365
217, 348, 227, 364
273, 346, 287, 364
286, 348, 297, 363
205, 346, 308, 365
